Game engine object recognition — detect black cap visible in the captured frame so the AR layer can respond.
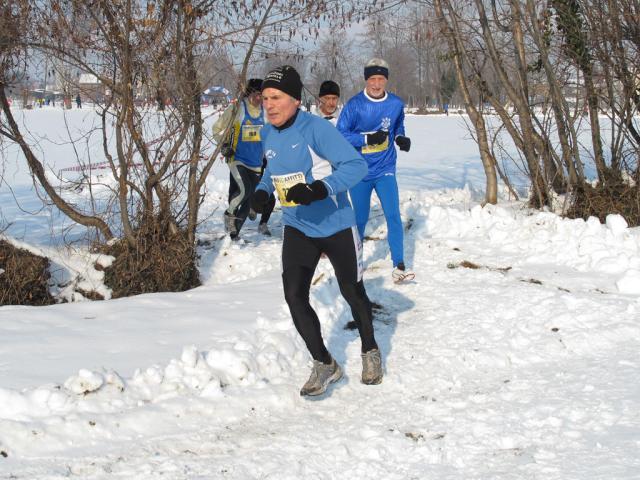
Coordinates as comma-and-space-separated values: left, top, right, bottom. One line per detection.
245, 78, 263, 96
261, 65, 303, 101
319, 80, 340, 98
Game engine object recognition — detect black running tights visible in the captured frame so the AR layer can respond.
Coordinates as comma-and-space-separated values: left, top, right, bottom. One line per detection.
282, 226, 378, 363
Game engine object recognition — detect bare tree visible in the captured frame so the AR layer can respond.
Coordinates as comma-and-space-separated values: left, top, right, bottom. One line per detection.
552, 0, 608, 183
434, 0, 498, 204
0, 0, 381, 295
524, 0, 584, 187
428, 0, 639, 223
307, 31, 359, 99
581, 0, 640, 181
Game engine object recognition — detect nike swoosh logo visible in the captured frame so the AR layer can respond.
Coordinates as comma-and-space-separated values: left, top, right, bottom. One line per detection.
292, 143, 300, 149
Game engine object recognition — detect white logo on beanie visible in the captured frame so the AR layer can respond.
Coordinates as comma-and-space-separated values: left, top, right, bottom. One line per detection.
265, 71, 284, 82
262, 66, 302, 100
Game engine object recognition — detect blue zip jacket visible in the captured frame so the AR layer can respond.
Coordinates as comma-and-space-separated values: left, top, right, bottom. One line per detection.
257, 110, 367, 237
337, 90, 406, 181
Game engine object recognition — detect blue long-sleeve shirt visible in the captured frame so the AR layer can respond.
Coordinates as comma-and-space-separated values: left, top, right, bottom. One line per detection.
257, 110, 367, 237
337, 90, 406, 181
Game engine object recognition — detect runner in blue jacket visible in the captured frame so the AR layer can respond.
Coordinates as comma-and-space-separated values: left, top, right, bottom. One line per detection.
337, 58, 414, 283
212, 78, 275, 239
251, 65, 383, 396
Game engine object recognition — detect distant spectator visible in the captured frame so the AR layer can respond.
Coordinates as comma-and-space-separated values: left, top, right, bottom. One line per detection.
75, 94, 82, 109
443, 102, 449, 116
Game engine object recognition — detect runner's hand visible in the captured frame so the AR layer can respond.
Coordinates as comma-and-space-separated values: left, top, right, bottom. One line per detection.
366, 130, 388, 145
285, 181, 328, 206
395, 135, 411, 152
251, 189, 270, 213
220, 142, 234, 158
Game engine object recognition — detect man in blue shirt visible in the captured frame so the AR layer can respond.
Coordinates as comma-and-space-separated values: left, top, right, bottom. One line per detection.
251, 65, 383, 396
337, 58, 414, 283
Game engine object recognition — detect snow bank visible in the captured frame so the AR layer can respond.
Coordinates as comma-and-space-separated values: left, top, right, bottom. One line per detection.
423, 204, 640, 294
0, 317, 302, 423
1, 234, 114, 302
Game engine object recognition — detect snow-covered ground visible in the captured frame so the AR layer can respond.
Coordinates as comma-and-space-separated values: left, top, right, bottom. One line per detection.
1, 108, 639, 479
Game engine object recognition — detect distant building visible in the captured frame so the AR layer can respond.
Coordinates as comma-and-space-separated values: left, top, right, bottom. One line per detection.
78, 73, 106, 103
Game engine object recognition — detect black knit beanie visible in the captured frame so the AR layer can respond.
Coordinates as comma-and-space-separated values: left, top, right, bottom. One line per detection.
319, 80, 340, 97
245, 78, 263, 96
261, 65, 303, 101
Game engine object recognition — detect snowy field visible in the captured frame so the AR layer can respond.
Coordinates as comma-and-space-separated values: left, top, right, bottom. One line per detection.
1, 107, 639, 479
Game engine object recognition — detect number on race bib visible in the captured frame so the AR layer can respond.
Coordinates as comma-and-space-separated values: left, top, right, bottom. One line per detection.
241, 124, 262, 142
272, 171, 306, 207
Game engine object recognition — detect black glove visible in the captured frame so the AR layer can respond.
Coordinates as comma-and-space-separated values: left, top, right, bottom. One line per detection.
251, 189, 270, 213
366, 130, 388, 146
220, 142, 234, 159
395, 135, 411, 152
285, 180, 328, 206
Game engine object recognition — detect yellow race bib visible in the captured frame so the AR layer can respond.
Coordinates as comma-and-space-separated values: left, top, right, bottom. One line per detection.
361, 135, 389, 154
241, 124, 262, 142
272, 171, 305, 207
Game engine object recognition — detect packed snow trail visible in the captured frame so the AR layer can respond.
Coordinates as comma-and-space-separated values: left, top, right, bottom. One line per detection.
2, 190, 639, 479
1, 112, 639, 478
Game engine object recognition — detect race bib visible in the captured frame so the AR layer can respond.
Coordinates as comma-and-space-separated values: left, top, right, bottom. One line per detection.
272, 171, 305, 207
241, 124, 262, 142
361, 135, 389, 154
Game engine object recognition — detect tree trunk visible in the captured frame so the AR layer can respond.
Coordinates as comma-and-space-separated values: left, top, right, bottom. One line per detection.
435, 0, 498, 204
552, 0, 607, 183
525, 0, 583, 187
474, 0, 548, 206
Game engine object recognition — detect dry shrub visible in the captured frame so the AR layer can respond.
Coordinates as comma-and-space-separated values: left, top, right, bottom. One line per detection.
566, 181, 640, 227
102, 216, 200, 298
0, 240, 55, 306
